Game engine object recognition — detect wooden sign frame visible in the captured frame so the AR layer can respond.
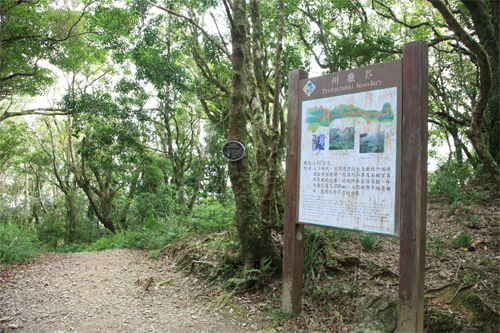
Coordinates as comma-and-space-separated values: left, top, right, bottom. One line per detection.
283, 40, 428, 332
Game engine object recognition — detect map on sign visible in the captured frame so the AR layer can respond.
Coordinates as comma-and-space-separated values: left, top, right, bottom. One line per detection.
298, 87, 399, 235
305, 102, 395, 132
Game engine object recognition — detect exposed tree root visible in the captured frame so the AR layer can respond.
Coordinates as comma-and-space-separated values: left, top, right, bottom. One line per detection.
425, 282, 457, 294
446, 283, 472, 304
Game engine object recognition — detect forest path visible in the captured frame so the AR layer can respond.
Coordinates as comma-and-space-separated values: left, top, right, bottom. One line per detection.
0, 248, 257, 333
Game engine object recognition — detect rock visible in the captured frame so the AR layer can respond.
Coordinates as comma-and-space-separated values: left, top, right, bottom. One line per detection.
351, 293, 397, 333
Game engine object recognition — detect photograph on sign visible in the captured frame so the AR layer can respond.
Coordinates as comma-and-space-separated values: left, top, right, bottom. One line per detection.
298, 87, 399, 235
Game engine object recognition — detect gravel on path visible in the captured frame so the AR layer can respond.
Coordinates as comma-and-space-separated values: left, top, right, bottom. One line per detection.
0, 248, 260, 333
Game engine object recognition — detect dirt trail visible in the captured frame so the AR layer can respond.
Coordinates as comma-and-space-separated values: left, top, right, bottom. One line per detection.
0, 248, 259, 333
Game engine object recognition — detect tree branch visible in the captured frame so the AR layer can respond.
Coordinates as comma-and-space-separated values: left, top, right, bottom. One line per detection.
210, 12, 229, 49
372, 0, 445, 38
0, 108, 72, 123
144, 0, 231, 58
289, 21, 328, 69
0, 71, 37, 82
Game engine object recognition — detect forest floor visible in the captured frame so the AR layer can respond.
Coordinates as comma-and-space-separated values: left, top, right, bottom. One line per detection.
0, 182, 499, 333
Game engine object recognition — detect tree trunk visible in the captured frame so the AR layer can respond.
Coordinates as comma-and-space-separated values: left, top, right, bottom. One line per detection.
462, 0, 499, 165
78, 179, 116, 233
119, 168, 140, 226
430, 0, 500, 182
65, 190, 79, 242
250, 0, 268, 125
177, 177, 188, 216
227, 0, 282, 271
261, 0, 284, 226
70, 137, 116, 234
187, 132, 210, 214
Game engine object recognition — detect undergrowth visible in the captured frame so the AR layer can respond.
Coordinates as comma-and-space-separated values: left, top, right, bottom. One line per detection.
0, 225, 41, 264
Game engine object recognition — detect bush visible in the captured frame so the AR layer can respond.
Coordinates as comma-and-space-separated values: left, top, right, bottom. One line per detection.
0, 225, 41, 264
428, 159, 474, 204
190, 198, 234, 233
52, 196, 236, 256
359, 233, 379, 252
129, 184, 181, 224
35, 217, 66, 249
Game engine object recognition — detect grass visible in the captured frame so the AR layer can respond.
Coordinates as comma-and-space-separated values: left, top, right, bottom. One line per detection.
358, 233, 378, 252
457, 289, 498, 332
429, 235, 446, 257
0, 225, 41, 264
303, 228, 323, 287
451, 231, 472, 249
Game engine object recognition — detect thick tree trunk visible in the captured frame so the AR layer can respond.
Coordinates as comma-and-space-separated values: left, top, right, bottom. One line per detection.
227, 0, 282, 271
70, 137, 116, 234
177, 177, 188, 216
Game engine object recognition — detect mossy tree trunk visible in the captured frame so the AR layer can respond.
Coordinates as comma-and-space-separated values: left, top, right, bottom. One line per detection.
226, 0, 282, 271
260, 0, 285, 226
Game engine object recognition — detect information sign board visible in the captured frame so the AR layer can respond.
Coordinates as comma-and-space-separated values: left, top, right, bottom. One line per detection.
297, 60, 402, 236
284, 41, 428, 331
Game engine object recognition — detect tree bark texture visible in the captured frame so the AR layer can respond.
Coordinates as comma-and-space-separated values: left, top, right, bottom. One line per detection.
227, 0, 282, 270
260, 0, 284, 226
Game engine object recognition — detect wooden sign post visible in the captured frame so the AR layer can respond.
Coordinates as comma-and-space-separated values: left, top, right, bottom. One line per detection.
283, 69, 308, 314
398, 40, 428, 332
282, 40, 428, 332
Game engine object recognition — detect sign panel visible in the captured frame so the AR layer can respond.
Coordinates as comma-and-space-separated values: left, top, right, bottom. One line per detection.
222, 141, 246, 161
297, 60, 402, 236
